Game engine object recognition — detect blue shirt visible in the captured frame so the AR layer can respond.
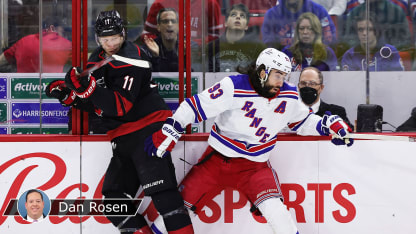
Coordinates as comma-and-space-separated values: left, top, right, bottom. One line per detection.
341, 44, 404, 71
261, 0, 337, 48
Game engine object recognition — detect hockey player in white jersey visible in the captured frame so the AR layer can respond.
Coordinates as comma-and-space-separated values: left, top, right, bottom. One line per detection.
145, 48, 353, 234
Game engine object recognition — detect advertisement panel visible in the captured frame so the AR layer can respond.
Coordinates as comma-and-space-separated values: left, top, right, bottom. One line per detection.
0, 74, 68, 133
1, 137, 416, 233
0, 103, 7, 123
0, 77, 6, 99
153, 76, 198, 99
11, 103, 69, 124
10, 127, 68, 134
11, 78, 59, 99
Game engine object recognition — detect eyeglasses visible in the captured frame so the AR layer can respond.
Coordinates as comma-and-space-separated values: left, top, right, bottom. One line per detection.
299, 26, 313, 32
160, 19, 178, 25
299, 81, 321, 87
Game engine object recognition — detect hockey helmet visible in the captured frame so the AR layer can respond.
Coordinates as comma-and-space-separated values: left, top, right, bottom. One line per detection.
95, 10, 124, 37
256, 48, 292, 75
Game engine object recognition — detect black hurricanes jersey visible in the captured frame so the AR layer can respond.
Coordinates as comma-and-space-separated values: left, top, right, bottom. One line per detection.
78, 41, 171, 139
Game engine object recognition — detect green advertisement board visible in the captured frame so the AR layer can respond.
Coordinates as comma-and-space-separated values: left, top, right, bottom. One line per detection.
11, 77, 61, 99
153, 77, 198, 98
0, 103, 7, 123
11, 127, 69, 134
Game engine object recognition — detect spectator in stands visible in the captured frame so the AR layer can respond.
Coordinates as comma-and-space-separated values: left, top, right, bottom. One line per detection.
298, 66, 354, 129
341, 13, 404, 71
282, 12, 338, 71
140, 0, 222, 46
0, 17, 71, 73
261, 0, 336, 50
208, 3, 266, 72
140, 0, 222, 72
396, 107, 416, 131
312, 0, 348, 16
342, 0, 412, 53
142, 8, 181, 72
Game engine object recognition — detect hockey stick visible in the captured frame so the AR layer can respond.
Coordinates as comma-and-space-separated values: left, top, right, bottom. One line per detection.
78, 55, 150, 77
347, 133, 415, 142
112, 54, 151, 69
79, 56, 113, 77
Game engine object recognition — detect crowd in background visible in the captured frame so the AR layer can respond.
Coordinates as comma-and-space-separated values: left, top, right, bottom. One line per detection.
3, 0, 416, 73
133, 0, 416, 72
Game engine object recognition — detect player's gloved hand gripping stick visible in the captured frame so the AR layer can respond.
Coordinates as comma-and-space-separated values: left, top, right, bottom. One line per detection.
318, 111, 354, 146
45, 80, 78, 106
64, 55, 151, 99
145, 117, 184, 158
65, 67, 97, 99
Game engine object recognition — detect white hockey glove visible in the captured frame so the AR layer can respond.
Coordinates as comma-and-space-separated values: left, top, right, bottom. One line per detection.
318, 111, 354, 146
144, 117, 184, 158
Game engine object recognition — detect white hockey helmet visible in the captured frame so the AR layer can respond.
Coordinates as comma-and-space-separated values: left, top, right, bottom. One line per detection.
256, 48, 292, 76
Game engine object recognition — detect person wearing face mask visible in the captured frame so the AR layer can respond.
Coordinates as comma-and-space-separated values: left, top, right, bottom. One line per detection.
282, 12, 338, 71
298, 66, 353, 129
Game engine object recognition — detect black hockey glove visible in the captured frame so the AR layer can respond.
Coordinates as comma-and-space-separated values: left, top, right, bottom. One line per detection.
45, 80, 77, 106
65, 67, 96, 99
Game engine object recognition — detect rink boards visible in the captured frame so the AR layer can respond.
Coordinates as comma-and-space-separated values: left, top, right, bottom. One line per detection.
0, 134, 415, 234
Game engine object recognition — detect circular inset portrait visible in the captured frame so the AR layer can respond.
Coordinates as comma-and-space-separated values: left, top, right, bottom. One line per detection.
17, 189, 51, 223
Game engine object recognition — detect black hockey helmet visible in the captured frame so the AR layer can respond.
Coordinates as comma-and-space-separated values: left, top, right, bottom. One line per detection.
94, 10, 124, 37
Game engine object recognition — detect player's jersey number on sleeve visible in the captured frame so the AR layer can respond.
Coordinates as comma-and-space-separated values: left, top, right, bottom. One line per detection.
208, 83, 223, 99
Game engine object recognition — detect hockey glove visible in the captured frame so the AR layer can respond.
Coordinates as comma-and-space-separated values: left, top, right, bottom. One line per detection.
65, 67, 96, 99
318, 111, 354, 147
144, 117, 184, 158
45, 80, 77, 106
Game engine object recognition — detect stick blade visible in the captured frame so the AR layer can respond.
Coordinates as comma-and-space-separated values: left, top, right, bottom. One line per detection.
112, 54, 151, 68
348, 133, 412, 142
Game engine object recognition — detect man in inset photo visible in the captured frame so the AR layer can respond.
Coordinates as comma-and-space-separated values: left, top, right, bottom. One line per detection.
22, 189, 47, 222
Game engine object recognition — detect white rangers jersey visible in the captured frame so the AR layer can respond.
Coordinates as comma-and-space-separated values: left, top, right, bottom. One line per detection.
173, 74, 323, 162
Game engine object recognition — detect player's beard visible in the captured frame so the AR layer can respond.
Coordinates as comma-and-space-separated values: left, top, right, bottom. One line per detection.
259, 83, 281, 98
249, 70, 281, 98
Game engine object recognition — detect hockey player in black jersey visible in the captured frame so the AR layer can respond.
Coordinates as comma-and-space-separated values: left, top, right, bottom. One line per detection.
45, 10, 194, 234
